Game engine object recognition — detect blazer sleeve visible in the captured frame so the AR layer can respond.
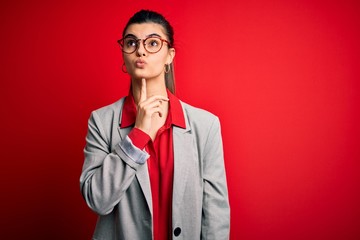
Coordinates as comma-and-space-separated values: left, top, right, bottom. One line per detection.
79, 110, 149, 215
201, 117, 230, 240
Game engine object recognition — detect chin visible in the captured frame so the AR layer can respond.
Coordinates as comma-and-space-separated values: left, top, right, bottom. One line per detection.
129, 69, 147, 78
130, 73, 149, 80
130, 71, 161, 80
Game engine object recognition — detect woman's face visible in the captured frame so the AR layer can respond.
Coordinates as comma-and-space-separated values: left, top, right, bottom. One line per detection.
122, 23, 175, 81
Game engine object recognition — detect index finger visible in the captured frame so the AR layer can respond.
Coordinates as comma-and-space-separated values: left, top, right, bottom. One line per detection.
139, 78, 147, 103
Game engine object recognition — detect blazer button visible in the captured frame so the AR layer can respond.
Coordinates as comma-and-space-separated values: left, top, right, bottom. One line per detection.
174, 227, 181, 237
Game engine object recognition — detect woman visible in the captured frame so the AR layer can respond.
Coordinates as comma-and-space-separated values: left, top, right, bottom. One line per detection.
80, 9, 230, 240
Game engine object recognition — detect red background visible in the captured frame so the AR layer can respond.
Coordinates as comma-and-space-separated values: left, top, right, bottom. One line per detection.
1, 0, 359, 239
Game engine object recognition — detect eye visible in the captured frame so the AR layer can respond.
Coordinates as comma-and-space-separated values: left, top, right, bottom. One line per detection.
148, 39, 160, 47
125, 39, 137, 47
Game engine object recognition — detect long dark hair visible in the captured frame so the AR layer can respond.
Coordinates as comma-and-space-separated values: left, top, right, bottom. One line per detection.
123, 10, 176, 94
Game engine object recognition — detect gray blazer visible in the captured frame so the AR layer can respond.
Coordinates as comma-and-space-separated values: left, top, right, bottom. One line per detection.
80, 97, 230, 240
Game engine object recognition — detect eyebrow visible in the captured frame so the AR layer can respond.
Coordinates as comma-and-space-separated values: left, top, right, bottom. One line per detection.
147, 33, 162, 38
124, 33, 162, 39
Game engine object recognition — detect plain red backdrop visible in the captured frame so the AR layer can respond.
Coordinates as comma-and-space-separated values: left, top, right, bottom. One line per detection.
1, 0, 359, 239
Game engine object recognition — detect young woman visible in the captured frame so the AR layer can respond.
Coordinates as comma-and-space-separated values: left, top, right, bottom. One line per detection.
80, 10, 230, 240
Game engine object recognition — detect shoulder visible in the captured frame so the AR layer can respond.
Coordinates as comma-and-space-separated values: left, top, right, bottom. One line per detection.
89, 97, 125, 124
180, 101, 220, 130
181, 101, 217, 119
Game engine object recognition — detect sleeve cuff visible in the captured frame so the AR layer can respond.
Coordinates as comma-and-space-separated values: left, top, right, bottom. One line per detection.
118, 135, 149, 165
128, 128, 151, 149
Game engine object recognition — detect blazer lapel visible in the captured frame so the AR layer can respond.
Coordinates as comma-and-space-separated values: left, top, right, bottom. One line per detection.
118, 120, 153, 215
135, 161, 152, 215
172, 106, 193, 206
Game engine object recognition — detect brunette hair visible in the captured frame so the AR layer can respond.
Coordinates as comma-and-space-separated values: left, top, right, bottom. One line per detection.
123, 10, 176, 94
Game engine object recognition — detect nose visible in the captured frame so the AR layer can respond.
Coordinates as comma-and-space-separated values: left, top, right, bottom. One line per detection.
136, 40, 146, 57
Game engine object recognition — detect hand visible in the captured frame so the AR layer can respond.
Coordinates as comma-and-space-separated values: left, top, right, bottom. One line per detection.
134, 78, 169, 135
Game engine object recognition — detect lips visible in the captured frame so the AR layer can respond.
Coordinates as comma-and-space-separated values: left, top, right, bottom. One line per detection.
135, 59, 146, 68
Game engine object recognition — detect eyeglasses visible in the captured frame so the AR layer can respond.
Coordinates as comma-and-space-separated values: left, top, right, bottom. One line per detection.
118, 37, 171, 54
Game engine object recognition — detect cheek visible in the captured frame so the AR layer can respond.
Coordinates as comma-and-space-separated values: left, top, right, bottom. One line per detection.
149, 53, 168, 69
123, 54, 132, 65
123, 55, 137, 72
151, 59, 166, 71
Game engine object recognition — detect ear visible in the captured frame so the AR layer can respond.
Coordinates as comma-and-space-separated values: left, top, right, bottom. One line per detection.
166, 48, 176, 64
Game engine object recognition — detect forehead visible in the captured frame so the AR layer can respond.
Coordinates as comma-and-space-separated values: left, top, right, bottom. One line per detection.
124, 23, 167, 38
